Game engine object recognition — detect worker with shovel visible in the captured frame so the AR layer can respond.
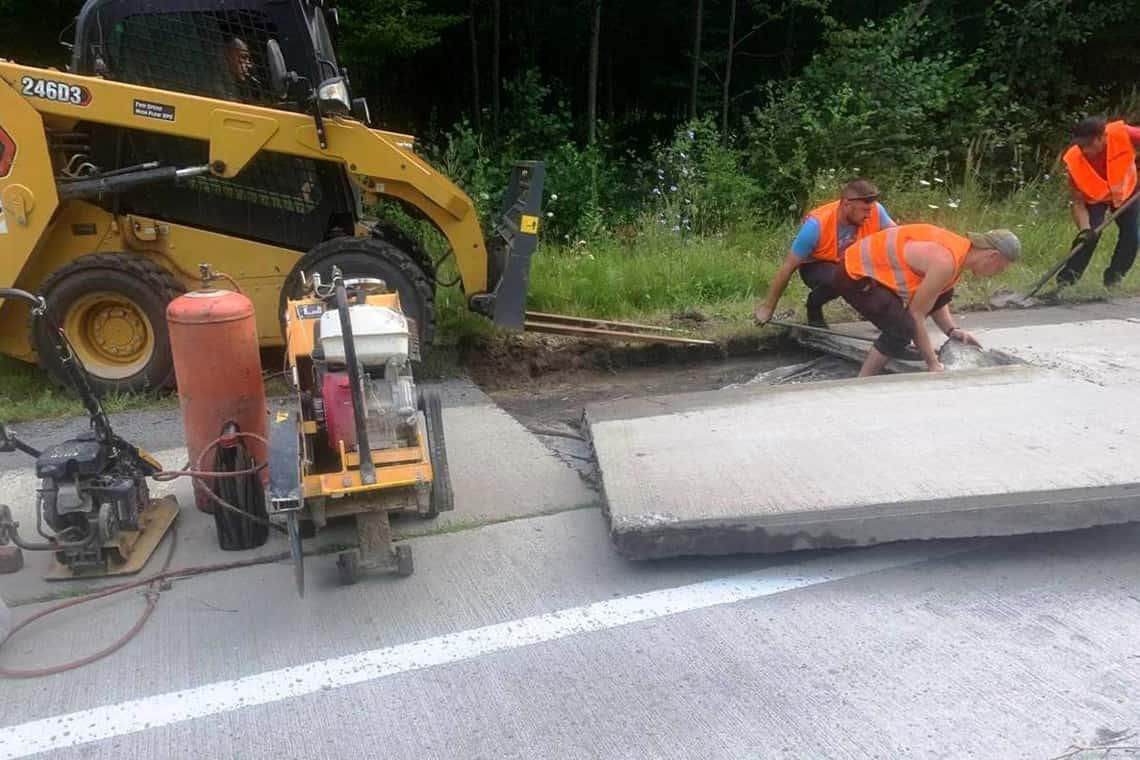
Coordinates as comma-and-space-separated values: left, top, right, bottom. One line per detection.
754, 179, 895, 329
836, 225, 1020, 376
1057, 117, 1140, 289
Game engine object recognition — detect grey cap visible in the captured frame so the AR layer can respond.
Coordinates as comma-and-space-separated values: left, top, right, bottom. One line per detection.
968, 229, 1021, 262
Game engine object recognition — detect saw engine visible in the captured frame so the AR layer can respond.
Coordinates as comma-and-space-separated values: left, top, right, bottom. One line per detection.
312, 299, 420, 457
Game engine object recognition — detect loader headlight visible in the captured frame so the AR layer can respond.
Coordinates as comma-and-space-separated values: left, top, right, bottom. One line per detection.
317, 77, 351, 116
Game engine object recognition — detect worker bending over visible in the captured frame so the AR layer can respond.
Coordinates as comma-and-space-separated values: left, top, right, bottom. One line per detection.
1058, 117, 1140, 288
754, 179, 895, 328
835, 224, 1020, 376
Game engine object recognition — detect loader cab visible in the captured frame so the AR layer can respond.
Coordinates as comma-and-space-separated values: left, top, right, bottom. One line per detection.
68, 0, 360, 250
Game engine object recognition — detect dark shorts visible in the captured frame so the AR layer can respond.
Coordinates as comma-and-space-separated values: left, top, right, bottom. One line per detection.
798, 261, 842, 312
798, 261, 837, 291
834, 267, 953, 358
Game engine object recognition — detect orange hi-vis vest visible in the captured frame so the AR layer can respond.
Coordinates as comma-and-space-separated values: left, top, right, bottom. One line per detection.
1063, 120, 1138, 207
802, 200, 884, 263
843, 224, 971, 305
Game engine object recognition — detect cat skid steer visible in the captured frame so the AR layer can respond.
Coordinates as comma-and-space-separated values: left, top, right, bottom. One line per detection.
0, 0, 559, 395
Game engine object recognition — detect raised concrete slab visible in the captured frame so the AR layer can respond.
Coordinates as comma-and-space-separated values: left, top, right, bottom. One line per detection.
1, 380, 594, 605
586, 366, 1140, 559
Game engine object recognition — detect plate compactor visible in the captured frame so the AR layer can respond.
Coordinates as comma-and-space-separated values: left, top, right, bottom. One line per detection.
268, 269, 453, 596
0, 288, 177, 579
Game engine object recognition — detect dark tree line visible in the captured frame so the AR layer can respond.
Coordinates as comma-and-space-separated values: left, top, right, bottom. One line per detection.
4, 0, 1139, 232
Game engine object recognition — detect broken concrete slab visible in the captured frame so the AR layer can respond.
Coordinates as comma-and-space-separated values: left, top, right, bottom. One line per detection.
586, 366, 1140, 560
790, 327, 1021, 373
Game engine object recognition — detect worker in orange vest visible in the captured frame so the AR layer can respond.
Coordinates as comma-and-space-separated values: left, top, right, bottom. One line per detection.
754, 178, 895, 329
1058, 117, 1140, 288
835, 224, 1021, 376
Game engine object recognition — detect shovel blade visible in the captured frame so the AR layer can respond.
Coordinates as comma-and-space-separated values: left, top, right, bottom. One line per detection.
988, 289, 1038, 309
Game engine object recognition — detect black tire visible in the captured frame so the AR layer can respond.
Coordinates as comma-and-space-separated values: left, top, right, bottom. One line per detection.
420, 388, 454, 518
280, 236, 435, 351
370, 222, 436, 283
33, 254, 183, 396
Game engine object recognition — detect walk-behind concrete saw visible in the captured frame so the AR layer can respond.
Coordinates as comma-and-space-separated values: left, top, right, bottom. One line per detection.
268, 269, 454, 596
0, 288, 178, 579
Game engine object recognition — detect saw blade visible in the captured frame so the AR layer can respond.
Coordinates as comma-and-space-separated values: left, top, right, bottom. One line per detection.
287, 511, 304, 598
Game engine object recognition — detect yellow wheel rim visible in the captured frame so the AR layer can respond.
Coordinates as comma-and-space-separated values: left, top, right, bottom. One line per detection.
62, 292, 154, 381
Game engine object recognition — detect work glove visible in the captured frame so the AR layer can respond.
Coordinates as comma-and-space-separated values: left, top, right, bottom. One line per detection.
1072, 228, 1099, 251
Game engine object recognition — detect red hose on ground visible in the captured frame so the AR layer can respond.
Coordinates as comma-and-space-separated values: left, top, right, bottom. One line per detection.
0, 431, 283, 679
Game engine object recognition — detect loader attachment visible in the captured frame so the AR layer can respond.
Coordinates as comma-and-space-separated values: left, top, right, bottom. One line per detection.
472, 161, 546, 329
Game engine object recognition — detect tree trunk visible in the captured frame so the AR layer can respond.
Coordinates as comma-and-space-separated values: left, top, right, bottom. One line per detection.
689, 0, 703, 119
587, 0, 602, 144
781, 1, 795, 77
491, 0, 501, 136
469, 0, 482, 130
606, 43, 614, 123
721, 0, 736, 137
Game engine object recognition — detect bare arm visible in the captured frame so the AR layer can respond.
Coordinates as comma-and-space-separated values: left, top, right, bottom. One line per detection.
904, 243, 956, 371
929, 304, 955, 335
1070, 185, 1091, 231
754, 252, 802, 323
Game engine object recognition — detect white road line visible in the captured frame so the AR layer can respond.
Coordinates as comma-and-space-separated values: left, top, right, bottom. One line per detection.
0, 542, 963, 759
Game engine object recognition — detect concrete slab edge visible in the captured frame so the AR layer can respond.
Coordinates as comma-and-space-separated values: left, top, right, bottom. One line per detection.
584, 364, 1039, 424
605, 485, 1140, 560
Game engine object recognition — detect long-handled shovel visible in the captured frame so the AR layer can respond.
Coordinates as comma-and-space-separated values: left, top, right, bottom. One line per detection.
989, 190, 1140, 309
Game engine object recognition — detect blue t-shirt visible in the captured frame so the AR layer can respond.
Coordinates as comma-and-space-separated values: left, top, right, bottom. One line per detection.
790, 204, 895, 260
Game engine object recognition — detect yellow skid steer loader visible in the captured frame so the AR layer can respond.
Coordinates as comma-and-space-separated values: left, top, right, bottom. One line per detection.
0, 0, 543, 394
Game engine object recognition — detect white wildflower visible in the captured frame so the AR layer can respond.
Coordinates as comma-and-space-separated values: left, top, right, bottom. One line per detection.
928, 204, 940, 209
670, 185, 678, 192
479, 192, 490, 200
947, 200, 959, 209
550, 193, 559, 201
933, 177, 944, 184
919, 180, 932, 187
546, 211, 554, 218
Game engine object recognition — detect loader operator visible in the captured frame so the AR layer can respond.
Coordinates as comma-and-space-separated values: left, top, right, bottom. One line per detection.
220, 37, 261, 103
754, 179, 896, 329
1057, 117, 1140, 289
835, 224, 1020, 377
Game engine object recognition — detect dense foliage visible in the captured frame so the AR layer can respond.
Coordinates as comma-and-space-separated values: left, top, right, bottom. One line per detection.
3, 0, 1139, 239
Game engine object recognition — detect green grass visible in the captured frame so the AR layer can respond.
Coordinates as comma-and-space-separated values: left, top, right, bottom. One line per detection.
519, 184, 1134, 324
0, 355, 179, 423
3, 183, 1137, 422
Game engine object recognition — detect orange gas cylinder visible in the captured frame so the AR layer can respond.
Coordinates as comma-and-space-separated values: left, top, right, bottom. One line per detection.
167, 288, 267, 513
